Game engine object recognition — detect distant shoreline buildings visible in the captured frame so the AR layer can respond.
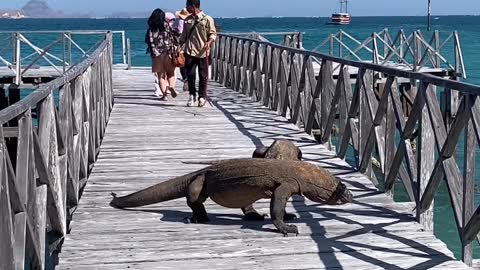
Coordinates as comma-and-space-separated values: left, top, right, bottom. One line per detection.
1, 11, 27, 19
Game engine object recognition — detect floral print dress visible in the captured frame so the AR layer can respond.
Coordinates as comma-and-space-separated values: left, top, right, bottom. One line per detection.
146, 23, 177, 58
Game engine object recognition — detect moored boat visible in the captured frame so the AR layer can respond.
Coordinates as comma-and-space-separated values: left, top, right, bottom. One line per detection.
328, 0, 351, 25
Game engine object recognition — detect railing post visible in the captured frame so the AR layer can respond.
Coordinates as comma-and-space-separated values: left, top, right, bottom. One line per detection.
399, 31, 404, 63
414, 31, 421, 72
454, 31, 461, 76
126, 38, 131, 70
329, 34, 334, 56
434, 30, 440, 68
372, 33, 379, 65
68, 32, 72, 67
11, 33, 16, 64
121, 31, 127, 65
15, 34, 21, 85
461, 94, 474, 266
62, 33, 66, 73
417, 82, 434, 232
383, 29, 389, 60
297, 32, 303, 49
339, 31, 343, 58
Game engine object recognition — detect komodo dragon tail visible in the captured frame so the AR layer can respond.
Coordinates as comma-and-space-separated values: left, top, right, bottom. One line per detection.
109, 172, 201, 209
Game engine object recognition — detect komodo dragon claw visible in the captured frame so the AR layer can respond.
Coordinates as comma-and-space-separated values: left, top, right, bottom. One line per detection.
280, 224, 299, 237
243, 212, 269, 221
183, 216, 210, 224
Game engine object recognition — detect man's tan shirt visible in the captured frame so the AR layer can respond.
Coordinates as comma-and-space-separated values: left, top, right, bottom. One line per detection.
181, 11, 216, 58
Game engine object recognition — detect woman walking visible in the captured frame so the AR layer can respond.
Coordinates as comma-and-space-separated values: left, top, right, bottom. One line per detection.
176, 8, 190, 92
146, 9, 177, 100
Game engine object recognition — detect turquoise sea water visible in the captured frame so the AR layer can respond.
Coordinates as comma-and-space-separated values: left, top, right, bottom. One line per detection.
1, 16, 480, 260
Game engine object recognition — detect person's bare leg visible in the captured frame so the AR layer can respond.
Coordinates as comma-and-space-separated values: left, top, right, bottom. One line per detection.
157, 72, 168, 99
166, 62, 177, 98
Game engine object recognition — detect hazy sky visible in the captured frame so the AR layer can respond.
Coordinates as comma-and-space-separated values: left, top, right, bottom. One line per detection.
3, 0, 480, 17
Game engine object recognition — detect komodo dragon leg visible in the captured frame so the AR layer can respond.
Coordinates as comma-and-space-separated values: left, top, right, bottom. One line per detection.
271, 184, 299, 236
185, 175, 209, 223
241, 205, 268, 220
242, 205, 297, 221
242, 143, 300, 222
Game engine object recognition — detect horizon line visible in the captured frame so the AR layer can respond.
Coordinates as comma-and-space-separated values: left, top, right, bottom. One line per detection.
1, 14, 478, 19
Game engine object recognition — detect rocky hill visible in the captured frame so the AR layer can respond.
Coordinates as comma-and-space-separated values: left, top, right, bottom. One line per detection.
21, 0, 64, 18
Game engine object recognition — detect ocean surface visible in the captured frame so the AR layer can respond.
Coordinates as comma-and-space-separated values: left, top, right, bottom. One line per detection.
1, 16, 480, 261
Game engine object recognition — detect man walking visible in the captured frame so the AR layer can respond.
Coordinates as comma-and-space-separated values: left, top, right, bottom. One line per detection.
181, 0, 216, 107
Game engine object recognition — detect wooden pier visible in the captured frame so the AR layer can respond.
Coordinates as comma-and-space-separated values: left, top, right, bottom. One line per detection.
1, 31, 480, 269
56, 68, 469, 269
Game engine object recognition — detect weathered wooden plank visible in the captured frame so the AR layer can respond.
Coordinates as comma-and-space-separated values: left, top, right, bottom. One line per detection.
0, 127, 16, 270
419, 89, 472, 225
290, 53, 303, 126
297, 56, 310, 128
37, 94, 66, 236
271, 48, 281, 112
13, 110, 32, 270
261, 44, 271, 107
32, 184, 47, 270
305, 60, 325, 135
416, 83, 435, 232
383, 81, 424, 196
320, 60, 335, 140
321, 65, 345, 144
338, 69, 363, 160
26, 120, 45, 270
278, 50, 290, 117
358, 76, 393, 173
461, 95, 475, 265
358, 71, 374, 180
383, 81, 415, 201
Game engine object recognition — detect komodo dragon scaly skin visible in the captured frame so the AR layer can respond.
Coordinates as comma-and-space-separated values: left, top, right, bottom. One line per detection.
181, 139, 303, 220
110, 158, 353, 236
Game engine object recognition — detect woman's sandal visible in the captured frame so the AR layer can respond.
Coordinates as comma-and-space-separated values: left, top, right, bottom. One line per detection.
169, 87, 178, 98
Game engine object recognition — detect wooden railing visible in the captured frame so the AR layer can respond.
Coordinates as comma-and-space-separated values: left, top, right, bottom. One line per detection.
226, 32, 304, 49
0, 30, 127, 84
212, 33, 480, 265
0, 32, 113, 270
312, 28, 465, 77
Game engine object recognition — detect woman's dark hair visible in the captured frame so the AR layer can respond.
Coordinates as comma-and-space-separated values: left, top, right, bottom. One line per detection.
186, 0, 201, 8
147, 8, 166, 32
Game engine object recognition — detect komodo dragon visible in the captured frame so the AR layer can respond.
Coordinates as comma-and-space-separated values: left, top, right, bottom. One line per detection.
181, 139, 303, 220
110, 158, 353, 235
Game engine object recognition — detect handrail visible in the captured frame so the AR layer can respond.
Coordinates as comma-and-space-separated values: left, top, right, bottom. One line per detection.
218, 33, 478, 93
311, 29, 466, 78
212, 33, 480, 266
0, 32, 113, 269
0, 30, 127, 84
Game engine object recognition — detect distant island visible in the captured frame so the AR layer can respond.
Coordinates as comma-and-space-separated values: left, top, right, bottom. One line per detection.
0, 0, 152, 19
1, 0, 95, 19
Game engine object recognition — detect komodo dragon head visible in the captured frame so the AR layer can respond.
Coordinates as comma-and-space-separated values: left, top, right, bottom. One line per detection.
301, 167, 353, 205
303, 180, 353, 205
252, 139, 302, 160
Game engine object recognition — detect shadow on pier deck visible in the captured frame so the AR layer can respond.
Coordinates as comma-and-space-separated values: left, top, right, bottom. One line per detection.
57, 68, 471, 270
